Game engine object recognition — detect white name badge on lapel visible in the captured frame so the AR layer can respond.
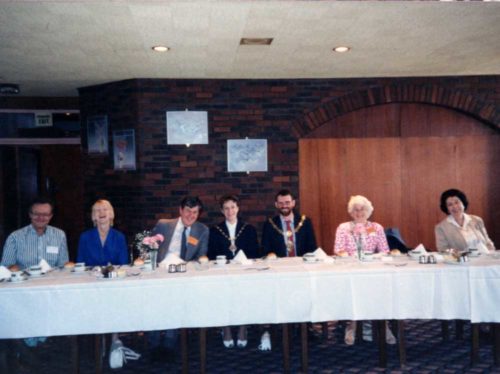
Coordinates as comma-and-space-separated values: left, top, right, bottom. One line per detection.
47, 246, 59, 254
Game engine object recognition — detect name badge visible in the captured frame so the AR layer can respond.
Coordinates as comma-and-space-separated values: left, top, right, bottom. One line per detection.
47, 246, 59, 254
187, 236, 199, 246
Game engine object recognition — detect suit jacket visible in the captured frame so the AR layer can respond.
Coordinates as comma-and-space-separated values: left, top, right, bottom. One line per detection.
77, 227, 128, 266
153, 218, 209, 262
435, 214, 494, 253
208, 220, 259, 260
261, 212, 317, 257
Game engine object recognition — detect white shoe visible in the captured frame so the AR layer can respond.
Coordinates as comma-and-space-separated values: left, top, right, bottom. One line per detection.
109, 339, 141, 369
236, 339, 247, 348
258, 332, 271, 351
223, 339, 235, 348
386, 327, 396, 345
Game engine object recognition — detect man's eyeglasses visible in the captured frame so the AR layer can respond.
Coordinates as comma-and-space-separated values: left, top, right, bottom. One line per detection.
30, 212, 52, 218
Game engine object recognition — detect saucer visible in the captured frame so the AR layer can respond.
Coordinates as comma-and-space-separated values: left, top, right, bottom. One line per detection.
71, 268, 86, 273
27, 272, 46, 278
214, 260, 228, 266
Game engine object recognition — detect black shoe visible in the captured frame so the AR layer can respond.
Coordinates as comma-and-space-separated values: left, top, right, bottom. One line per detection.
150, 347, 177, 363
150, 347, 167, 363
165, 348, 177, 363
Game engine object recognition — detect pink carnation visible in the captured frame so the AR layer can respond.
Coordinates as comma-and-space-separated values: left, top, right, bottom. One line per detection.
153, 234, 164, 242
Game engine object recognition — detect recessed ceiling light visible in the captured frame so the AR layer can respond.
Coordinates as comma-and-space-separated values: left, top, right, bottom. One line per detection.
152, 45, 169, 52
240, 38, 273, 46
333, 46, 351, 53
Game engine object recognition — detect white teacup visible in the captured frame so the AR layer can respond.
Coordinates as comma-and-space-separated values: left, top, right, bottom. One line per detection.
11, 271, 24, 282
363, 253, 374, 261
74, 262, 86, 272
216, 255, 227, 265
468, 248, 480, 257
303, 254, 316, 262
29, 266, 43, 276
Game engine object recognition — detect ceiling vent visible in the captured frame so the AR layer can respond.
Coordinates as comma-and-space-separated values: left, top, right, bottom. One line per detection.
240, 38, 273, 46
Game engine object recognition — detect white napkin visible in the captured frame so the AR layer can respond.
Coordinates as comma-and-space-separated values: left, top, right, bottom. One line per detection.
0, 266, 11, 280
159, 253, 183, 269
233, 250, 253, 265
409, 244, 427, 258
313, 247, 335, 264
38, 259, 51, 273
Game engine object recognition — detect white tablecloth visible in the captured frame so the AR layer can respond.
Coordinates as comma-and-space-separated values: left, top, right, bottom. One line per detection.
1, 255, 499, 339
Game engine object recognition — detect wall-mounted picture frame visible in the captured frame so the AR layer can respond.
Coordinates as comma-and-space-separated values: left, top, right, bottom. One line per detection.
227, 139, 268, 173
113, 129, 136, 170
87, 115, 109, 154
166, 111, 208, 146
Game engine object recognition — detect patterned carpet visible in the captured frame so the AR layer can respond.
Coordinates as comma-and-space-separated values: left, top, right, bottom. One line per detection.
4, 320, 500, 374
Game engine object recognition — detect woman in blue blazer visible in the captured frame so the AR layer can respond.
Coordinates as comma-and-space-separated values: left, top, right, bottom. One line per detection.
77, 199, 128, 266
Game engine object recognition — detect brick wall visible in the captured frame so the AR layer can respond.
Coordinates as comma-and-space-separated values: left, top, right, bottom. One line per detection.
78, 76, 500, 241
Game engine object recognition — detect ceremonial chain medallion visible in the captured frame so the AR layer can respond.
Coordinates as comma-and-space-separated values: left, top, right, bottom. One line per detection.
269, 215, 307, 253
214, 224, 248, 256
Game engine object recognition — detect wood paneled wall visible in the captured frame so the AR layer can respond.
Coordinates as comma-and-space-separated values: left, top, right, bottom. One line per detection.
300, 103, 500, 253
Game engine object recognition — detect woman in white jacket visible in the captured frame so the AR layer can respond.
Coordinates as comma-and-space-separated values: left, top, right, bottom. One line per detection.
435, 189, 495, 253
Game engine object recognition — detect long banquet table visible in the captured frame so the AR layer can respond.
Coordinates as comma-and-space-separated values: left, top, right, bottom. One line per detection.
1, 253, 500, 369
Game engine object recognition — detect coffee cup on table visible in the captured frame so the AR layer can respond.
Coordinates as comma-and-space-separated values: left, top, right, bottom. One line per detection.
216, 255, 227, 265
11, 271, 24, 282
29, 265, 43, 276
468, 248, 479, 257
74, 262, 86, 272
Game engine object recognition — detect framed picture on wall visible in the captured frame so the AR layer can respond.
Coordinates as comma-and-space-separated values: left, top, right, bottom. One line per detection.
166, 111, 208, 146
87, 115, 109, 154
227, 139, 268, 173
113, 129, 136, 170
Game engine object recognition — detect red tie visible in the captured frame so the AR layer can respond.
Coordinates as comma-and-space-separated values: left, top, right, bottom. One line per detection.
285, 220, 295, 257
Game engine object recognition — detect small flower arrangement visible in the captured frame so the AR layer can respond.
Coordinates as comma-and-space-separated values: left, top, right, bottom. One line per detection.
134, 230, 164, 257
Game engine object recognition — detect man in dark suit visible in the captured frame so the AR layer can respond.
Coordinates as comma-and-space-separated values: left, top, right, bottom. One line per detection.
258, 189, 317, 351
153, 196, 209, 263
262, 189, 317, 258
148, 196, 209, 362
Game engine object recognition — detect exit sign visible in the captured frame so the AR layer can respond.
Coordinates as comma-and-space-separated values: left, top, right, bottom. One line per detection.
35, 112, 53, 127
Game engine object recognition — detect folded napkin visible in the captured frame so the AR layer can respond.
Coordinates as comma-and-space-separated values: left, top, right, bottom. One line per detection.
313, 247, 335, 264
159, 253, 183, 269
39, 259, 51, 273
409, 244, 427, 258
0, 266, 11, 280
233, 250, 253, 265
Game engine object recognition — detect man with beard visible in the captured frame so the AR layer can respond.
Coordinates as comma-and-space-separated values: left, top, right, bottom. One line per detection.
258, 190, 317, 351
262, 189, 317, 258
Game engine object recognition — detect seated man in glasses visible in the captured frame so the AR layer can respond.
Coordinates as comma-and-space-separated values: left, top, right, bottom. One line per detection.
1, 196, 68, 270
1, 197, 69, 356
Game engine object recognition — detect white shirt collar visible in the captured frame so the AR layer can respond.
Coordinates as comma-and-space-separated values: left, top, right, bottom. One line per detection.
447, 213, 471, 228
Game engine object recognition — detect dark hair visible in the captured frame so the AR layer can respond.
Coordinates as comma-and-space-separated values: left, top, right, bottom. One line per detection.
275, 189, 295, 201
29, 197, 55, 214
180, 196, 203, 213
439, 189, 468, 214
219, 194, 239, 209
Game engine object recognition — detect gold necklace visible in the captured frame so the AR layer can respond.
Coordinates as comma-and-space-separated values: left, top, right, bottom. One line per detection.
269, 215, 306, 253
268, 215, 306, 236
214, 223, 248, 254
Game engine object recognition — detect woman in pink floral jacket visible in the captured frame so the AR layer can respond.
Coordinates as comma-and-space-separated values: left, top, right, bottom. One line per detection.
333, 195, 394, 346
333, 195, 389, 256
